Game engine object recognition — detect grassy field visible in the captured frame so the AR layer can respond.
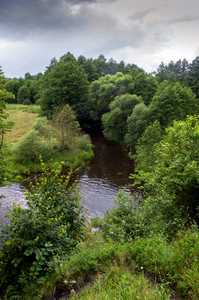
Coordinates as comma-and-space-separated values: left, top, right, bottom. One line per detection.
5, 104, 40, 144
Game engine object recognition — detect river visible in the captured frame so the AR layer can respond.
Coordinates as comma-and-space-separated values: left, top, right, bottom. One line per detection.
0, 134, 133, 223
79, 134, 133, 217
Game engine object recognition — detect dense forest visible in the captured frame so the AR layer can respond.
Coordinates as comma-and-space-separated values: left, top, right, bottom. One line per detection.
1, 53, 199, 299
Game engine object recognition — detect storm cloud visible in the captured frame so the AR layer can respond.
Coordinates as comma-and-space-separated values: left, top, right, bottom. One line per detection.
0, 0, 199, 76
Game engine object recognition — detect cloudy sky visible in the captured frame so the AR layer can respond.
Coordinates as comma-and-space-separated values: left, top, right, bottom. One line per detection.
0, 0, 199, 77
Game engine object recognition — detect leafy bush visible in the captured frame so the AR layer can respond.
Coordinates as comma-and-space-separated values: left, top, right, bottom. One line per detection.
0, 169, 85, 298
103, 188, 186, 242
128, 229, 199, 299
136, 116, 199, 224
102, 191, 139, 242
14, 129, 55, 164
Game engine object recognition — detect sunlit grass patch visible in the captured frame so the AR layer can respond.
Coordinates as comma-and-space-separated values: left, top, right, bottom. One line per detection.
5, 104, 40, 144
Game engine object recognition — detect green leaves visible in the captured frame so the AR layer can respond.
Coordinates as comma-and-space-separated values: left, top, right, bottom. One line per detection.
40, 53, 89, 122
0, 169, 85, 297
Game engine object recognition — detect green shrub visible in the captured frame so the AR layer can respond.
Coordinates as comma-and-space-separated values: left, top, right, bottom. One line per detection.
128, 235, 174, 281
14, 129, 54, 163
0, 169, 85, 299
102, 191, 138, 242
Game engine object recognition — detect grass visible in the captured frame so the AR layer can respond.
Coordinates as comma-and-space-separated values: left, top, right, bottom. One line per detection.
38, 229, 199, 300
3, 104, 93, 181
71, 266, 170, 300
5, 104, 40, 144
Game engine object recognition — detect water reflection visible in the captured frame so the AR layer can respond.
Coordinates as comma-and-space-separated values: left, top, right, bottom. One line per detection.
79, 134, 133, 217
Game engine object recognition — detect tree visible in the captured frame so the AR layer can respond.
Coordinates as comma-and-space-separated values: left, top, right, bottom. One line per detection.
40, 53, 89, 123
102, 94, 142, 143
135, 121, 163, 174
53, 104, 80, 150
0, 95, 9, 183
5, 79, 23, 100
0, 67, 6, 89
156, 59, 189, 83
17, 85, 31, 104
89, 72, 136, 122
130, 72, 158, 105
89, 70, 156, 125
188, 56, 199, 98
125, 103, 150, 149
149, 81, 199, 128
137, 116, 199, 224
78, 55, 98, 82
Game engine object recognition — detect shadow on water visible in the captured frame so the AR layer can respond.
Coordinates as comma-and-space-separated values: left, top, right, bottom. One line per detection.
79, 134, 134, 217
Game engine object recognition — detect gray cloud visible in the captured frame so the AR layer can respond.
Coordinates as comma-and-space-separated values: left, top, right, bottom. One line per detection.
168, 15, 199, 24
0, 0, 198, 76
130, 8, 155, 22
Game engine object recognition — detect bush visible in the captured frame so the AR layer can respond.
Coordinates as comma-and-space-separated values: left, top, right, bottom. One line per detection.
0, 169, 85, 299
136, 116, 199, 225
14, 129, 55, 164
102, 188, 186, 242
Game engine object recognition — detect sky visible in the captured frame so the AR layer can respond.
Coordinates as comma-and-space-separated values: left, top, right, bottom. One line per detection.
0, 0, 199, 77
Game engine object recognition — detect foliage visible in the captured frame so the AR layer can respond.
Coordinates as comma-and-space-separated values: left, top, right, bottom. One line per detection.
136, 116, 199, 223
0, 98, 9, 184
128, 229, 199, 299
102, 94, 142, 143
103, 189, 185, 241
5, 78, 24, 99
102, 191, 140, 242
10, 108, 93, 176
135, 121, 163, 173
125, 103, 150, 148
0, 89, 15, 103
156, 56, 199, 99
13, 118, 56, 164
149, 81, 199, 128
89, 70, 157, 124
0, 169, 85, 298
40, 53, 89, 123
71, 266, 170, 300
156, 59, 190, 83
126, 81, 199, 148
78, 54, 141, 82
130, 71, 158, 105
53, 104, 80, 150
188, 56, 199, 98
89, 72, 134, 122
17, 85, 32, 104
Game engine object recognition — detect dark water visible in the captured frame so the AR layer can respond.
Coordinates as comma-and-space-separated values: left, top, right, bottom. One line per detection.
0, 135, 133, 223
79, 134, 133, 217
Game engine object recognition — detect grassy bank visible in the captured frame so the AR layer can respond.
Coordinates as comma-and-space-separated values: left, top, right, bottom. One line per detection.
38, 229, 199, 300
5, 104, 40, 144
4, 104, 93, 181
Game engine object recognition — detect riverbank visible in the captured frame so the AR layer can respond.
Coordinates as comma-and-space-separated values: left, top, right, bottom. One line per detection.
3, 104, 93, 182
0, 134, 134, 224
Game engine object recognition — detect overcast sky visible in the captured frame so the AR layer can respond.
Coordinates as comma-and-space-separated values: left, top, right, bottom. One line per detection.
0, 0, 199, 77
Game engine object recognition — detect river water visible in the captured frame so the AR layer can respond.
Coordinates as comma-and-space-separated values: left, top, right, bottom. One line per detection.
0, 135, 133, 223
79, 134, 133, 217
